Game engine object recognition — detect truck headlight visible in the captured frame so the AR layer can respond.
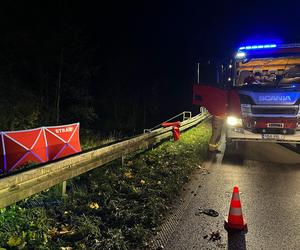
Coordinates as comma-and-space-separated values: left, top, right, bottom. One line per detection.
227, 116, 243, 127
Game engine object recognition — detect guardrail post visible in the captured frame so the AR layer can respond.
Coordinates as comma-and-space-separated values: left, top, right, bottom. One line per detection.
61, 180, 67, 197
183, 111, 192, 121
200, 107, 204, 114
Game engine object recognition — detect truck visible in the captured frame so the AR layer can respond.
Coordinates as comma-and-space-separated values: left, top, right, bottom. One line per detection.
193, 43, 300, 153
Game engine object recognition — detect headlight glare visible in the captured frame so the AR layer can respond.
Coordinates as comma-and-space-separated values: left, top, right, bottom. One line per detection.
227, 116, 242, 127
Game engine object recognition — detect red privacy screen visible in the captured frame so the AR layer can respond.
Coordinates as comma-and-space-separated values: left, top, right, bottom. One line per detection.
0, 123, 81, 173
44, 123, 81, 161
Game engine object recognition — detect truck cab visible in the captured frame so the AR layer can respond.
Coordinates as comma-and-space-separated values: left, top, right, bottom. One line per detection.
193, 43, 300, 150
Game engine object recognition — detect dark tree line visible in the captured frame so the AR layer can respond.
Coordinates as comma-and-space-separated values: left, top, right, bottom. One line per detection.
0, 23, 164, 134
0, 2, 193, 135
0, 23, 97, 131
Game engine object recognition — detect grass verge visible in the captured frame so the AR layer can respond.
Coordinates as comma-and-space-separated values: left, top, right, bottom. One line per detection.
0, 120, 211, 249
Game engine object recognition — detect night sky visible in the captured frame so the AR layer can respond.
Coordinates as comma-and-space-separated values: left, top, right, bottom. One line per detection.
2, 1, 300, 78
1, 1, 300, 132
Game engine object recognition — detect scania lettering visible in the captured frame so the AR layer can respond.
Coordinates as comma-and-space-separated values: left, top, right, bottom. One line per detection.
258, 96, 292, 102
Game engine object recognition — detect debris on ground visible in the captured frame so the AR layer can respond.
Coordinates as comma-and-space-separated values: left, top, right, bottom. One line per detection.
208, 231, 221, 242
195, 208, 219, 217
202, 170, 210, 175
216, 242, 226, 248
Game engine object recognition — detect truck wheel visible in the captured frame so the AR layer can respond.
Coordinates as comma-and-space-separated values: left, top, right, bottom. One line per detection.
225, 141, 239, 156
225, 141, 245, 162
296, 144, 300, 154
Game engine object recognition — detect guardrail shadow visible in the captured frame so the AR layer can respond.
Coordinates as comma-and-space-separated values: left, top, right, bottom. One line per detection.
227, 231, 247, 250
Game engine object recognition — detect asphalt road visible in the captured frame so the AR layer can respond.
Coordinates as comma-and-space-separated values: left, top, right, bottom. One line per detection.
153, 141, 300, 250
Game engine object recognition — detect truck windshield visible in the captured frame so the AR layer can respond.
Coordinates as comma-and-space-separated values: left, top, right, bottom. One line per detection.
235, 57, 300, 87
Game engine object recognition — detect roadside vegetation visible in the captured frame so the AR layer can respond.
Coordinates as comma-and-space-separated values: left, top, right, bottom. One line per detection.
80, 130, 122, 151
0, 120, 211, 249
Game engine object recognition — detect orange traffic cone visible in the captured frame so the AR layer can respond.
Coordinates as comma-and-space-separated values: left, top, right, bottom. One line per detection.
224, 186, 247, 232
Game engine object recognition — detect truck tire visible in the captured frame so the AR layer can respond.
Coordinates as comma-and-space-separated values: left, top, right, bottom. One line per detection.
225, 141, 245, 162
225, 140, 239, 156
296, 144, 300, 154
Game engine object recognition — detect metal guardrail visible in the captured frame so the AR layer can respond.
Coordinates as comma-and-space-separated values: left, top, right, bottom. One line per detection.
0, 110, 209, 208
143, 111, 192, 133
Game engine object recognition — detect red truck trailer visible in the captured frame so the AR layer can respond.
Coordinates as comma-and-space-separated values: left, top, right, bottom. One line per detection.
193, 43, 300, 152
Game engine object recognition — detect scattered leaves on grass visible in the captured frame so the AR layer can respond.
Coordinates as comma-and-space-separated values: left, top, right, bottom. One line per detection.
123, 171, 134, 179
7, 236, 22, 247
89, 202, 100, 210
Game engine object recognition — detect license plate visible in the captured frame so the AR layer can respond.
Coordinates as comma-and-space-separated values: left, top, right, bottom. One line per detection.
267, 123, 284, 128
262, 134, 285, 140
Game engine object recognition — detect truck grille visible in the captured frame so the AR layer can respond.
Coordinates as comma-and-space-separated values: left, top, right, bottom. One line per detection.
251, 105, 299, 115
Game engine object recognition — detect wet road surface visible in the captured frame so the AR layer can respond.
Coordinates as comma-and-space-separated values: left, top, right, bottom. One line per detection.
153, 141, 300, 250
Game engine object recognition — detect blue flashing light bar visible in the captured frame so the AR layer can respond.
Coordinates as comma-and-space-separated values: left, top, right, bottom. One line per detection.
239, 44, 277, 51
